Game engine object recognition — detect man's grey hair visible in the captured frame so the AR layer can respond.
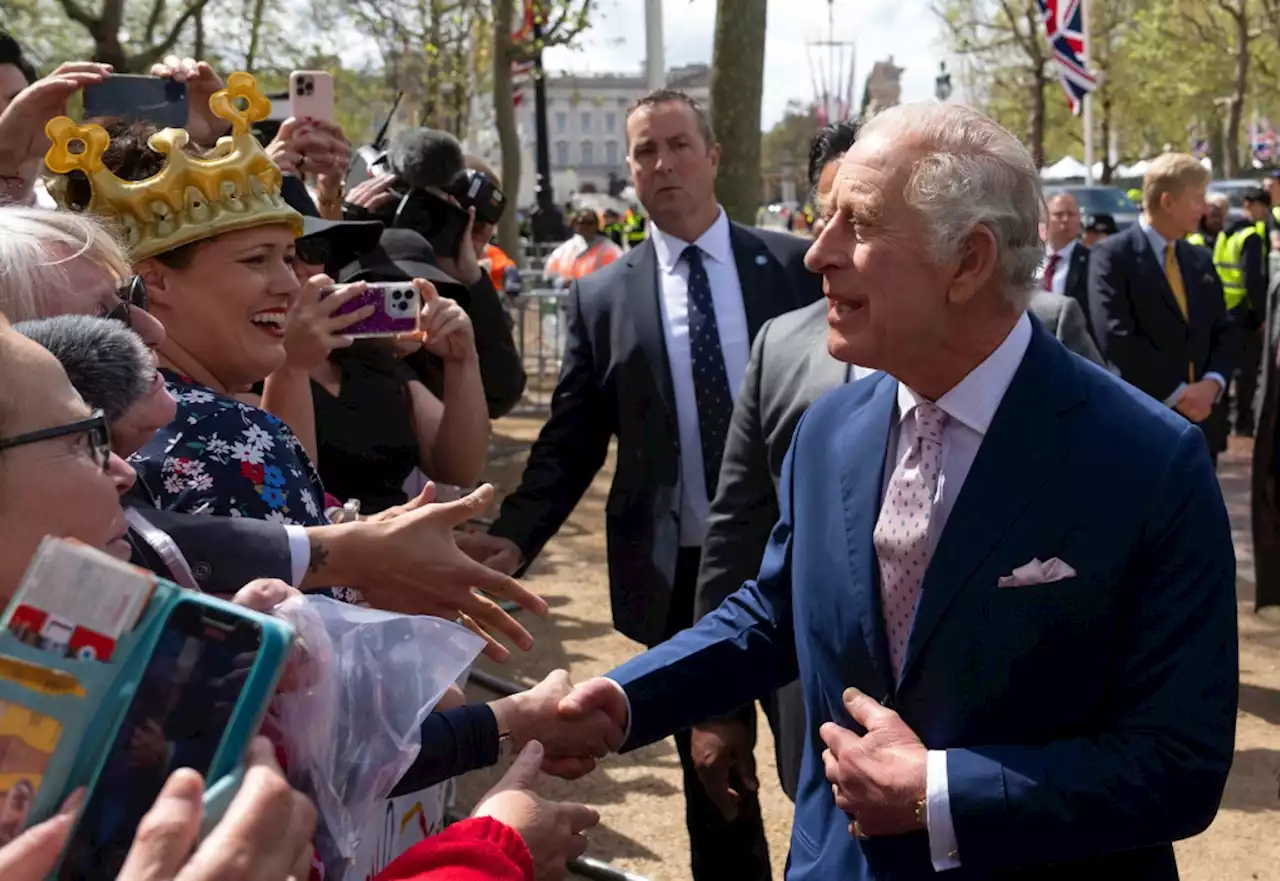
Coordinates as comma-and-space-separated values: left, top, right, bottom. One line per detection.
0, 208, 132, 321
859, 103, 1045, 309
1205, 192, 1230, 212
13, 315, 151, 421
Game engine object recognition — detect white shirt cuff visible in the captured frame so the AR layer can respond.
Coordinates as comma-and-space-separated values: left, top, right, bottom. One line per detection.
602, 676, 633, 745
1204, 372, 1226, 399
284, 525, 310, 588
926, 749, 961, 871
1163, 382, 1188, 408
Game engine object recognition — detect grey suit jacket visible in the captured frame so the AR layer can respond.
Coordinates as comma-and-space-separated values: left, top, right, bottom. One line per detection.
695, 291, 1105, 618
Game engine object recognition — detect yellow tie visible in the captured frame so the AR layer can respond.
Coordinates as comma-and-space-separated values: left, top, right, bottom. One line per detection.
1164, 242, 1189, 321
1164, 243, 1196, 383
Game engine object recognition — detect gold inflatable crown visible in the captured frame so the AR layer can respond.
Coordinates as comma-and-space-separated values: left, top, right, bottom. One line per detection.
44, 72, 302, 261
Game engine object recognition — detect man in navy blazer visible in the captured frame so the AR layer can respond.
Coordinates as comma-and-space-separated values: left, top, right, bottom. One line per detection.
554, 103, 1238, 879
1088, 154, 1239, 462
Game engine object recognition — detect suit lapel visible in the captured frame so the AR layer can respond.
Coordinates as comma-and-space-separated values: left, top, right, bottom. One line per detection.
729, 222, 785, 340
1065, 244, 1087, 297
838, 375, 898, 695
624, 240, 677, 422
899, 321, 1085, 685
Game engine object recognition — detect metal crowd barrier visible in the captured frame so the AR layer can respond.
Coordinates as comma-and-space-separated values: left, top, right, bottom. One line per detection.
506, 286, 570, 414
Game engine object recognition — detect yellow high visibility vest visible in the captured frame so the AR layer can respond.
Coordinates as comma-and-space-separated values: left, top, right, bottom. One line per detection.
1218, 226, 1259, 310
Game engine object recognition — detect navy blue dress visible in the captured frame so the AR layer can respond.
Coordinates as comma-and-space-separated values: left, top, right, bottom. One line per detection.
130, 370, 359, 603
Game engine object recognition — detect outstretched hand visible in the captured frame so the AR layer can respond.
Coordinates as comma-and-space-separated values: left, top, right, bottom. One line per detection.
473, 741, 600, 880
492, 670, 626, 779
326, 483, 548, 662
540, 677, 630, 778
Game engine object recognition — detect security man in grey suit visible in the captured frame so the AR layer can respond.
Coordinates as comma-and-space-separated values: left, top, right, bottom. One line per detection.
691, 122, 1106, 829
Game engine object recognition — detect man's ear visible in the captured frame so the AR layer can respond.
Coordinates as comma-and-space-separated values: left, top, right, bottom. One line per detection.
947, 225, 1000, 306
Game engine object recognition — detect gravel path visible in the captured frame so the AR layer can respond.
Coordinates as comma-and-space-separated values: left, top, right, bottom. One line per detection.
457, 418, 1280, 881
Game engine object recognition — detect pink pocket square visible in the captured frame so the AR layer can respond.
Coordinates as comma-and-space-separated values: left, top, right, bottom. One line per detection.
997, 557, 1077, 588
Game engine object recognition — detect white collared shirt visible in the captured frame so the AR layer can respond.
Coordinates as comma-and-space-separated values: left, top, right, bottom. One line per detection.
650, 208, 751, 546
889, 311, 1033, 872
1042, 239, 1077, 296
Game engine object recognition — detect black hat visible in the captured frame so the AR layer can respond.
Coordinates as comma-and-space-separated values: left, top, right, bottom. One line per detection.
336, 228, 459, 287
1083, 213, 1118, 234
1244, 187, 1271, 206
295, 216, 386, 273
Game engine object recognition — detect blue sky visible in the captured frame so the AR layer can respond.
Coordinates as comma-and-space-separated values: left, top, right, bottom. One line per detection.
542, 0, 946, 131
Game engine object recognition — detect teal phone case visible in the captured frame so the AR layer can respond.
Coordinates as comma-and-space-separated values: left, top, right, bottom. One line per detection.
0, 578, 293, 876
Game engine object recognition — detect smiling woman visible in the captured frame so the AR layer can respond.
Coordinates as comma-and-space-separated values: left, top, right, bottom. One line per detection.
39, 74, 349, 590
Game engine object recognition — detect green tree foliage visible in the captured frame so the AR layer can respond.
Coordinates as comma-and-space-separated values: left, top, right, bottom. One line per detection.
760, 99, 821, 203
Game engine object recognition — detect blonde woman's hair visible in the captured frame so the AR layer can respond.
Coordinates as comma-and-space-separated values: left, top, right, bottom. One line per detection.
0, 208, 132, 322
1142, 154, 1211, 214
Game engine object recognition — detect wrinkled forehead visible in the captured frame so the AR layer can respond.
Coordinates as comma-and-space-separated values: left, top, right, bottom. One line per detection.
824, 131, 921, 218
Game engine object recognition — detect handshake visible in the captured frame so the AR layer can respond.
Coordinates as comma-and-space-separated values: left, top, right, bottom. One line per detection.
490, 670, 632, 778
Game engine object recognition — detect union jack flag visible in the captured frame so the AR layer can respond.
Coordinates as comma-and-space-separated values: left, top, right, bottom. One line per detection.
1037, 0, 1098, 116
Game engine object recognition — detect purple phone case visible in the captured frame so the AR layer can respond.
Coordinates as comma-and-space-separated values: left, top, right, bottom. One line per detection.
329, 284, 420, 337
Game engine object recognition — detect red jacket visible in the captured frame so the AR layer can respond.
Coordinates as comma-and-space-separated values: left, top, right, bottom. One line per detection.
372, 818, 534, 881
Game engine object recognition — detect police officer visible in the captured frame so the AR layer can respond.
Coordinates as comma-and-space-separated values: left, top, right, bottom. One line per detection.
623, 206, 647, 247
602, 209, 625, 247
1220, 188, 1271, 435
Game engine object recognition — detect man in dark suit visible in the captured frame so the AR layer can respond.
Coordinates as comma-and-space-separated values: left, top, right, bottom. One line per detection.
484, 88, 820, 879
1042, 191, 1090, 318
557, 102, 1237, 880
1088, 154, 1239, 464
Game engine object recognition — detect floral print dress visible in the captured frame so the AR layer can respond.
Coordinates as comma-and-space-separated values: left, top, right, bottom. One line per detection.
129, 370, 358, 602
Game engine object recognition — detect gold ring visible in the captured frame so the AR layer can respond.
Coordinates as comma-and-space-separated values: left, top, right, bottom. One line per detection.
852, 819, 868, 839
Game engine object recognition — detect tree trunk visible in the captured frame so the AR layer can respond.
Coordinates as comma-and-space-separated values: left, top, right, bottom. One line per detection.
709, 0, 767, 224
1226, 4, 1250, 178
244, 0, 269, 74
1100, 91, 1114, 183
194, 4, 205, 57
1027, 67, 1047, 168
493, 0, 523, 264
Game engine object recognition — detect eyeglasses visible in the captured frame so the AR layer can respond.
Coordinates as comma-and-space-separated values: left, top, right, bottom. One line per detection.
105, 276, 149, 329
0, 410, 111, 472
294, 236, 333, 268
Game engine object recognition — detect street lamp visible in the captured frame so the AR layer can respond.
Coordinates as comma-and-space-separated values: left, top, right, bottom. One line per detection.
935, 62, 953, 102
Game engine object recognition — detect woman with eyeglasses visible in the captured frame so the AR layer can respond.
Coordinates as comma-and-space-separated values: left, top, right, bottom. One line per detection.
0, 312, 135, 600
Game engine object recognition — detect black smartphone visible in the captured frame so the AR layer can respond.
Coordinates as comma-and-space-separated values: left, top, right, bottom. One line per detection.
82, 75, 188, 129
393, 189, 469, 259
58, 603, 264, 881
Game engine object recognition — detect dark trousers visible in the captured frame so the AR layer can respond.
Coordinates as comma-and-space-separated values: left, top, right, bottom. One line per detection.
659, 548, 773, 881
1235, 321, 1264, 434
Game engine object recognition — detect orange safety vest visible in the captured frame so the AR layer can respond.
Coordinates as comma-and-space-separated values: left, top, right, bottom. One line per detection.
545, 237, 622, 281
484, 243, 520, 294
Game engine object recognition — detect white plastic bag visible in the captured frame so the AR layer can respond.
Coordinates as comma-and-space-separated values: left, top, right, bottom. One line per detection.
266, 596, 485, 876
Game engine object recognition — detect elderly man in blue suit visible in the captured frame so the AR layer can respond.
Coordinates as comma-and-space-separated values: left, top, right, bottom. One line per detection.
549, 102, 1238, 879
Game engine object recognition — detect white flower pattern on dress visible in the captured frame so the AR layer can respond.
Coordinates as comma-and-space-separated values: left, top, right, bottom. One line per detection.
129, 371, 353, 603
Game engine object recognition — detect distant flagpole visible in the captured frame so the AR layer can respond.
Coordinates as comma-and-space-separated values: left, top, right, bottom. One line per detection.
1081, 0, 1094, 184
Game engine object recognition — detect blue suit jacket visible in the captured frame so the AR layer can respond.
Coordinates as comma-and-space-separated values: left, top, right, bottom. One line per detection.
610, 320, 1238, 880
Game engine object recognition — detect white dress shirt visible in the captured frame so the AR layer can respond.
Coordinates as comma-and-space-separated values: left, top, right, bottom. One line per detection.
1042, 239, 1076, 296
884, 312, 1032, 872
1136, 219, 1226, 407
650, 208, 751, 546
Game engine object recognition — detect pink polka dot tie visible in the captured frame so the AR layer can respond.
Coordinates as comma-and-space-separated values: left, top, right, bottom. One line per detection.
874, 402, 948, 681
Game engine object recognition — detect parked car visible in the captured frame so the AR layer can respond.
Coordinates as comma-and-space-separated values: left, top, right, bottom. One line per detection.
1044, 185, 1141, 230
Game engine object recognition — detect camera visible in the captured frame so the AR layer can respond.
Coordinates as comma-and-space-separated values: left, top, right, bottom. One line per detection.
449, 169, 506, 226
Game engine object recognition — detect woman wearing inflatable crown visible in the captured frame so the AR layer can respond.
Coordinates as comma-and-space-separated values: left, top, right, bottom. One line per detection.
43, 74, 413, 605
